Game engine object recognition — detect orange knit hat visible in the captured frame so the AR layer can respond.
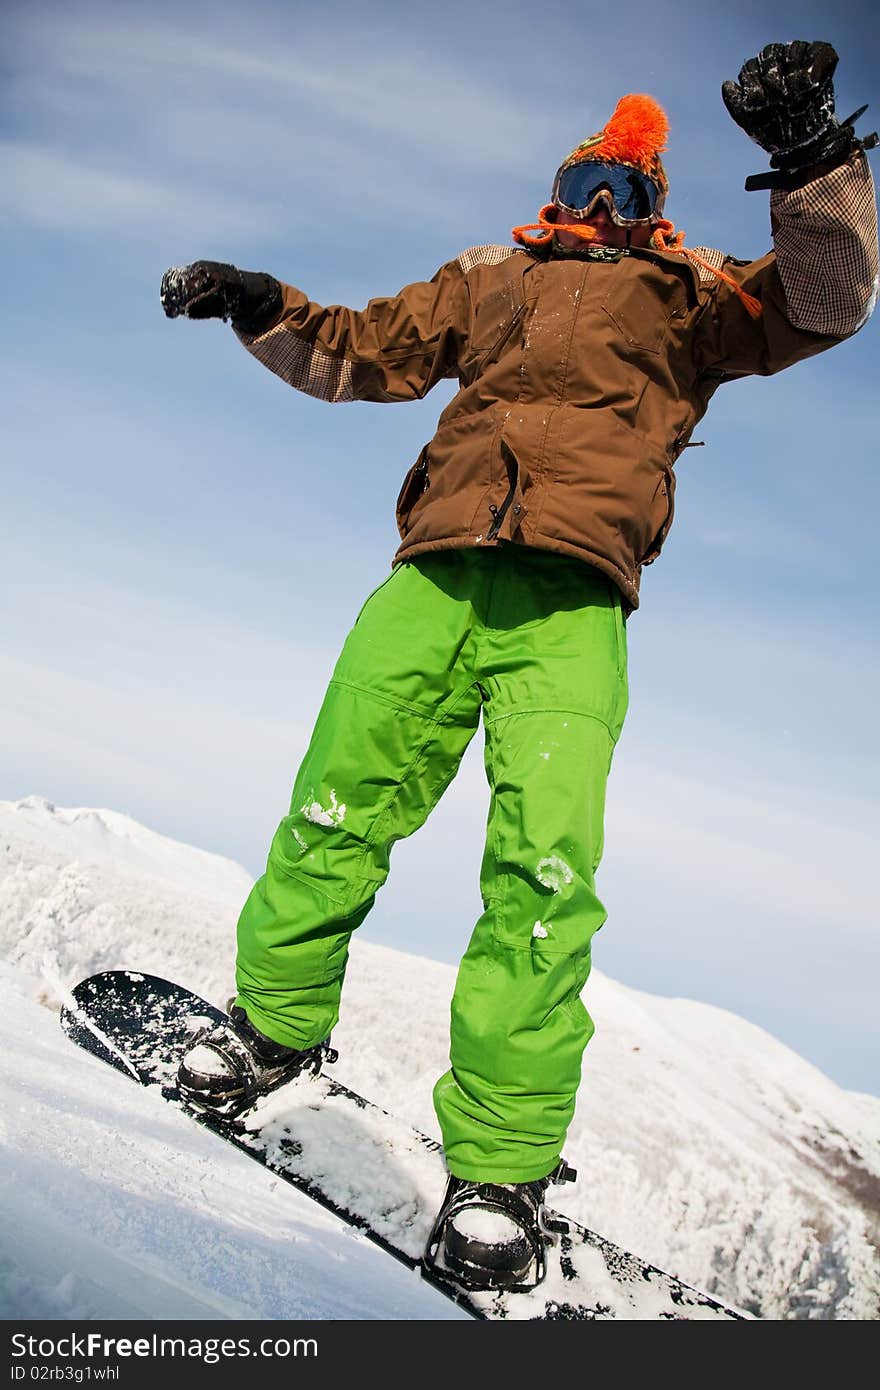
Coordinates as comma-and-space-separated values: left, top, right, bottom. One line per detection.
557, 93, 670, 213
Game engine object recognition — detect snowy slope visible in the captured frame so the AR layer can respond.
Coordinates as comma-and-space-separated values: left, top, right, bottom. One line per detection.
0, 959, 465, 1320
1, 795, 878, 1320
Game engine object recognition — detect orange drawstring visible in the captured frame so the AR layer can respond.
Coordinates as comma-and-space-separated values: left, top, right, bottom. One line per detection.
650, 218, 763, 319
511, 204, 601, 249
511, 208, 764, 320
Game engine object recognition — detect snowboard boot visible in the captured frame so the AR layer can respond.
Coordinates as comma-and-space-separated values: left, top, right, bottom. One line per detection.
177, 1003, 337, 1118
424, 1160, 577, 1292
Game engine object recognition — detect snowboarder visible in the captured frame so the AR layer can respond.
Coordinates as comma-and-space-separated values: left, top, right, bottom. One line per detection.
161, 41, 878, 1292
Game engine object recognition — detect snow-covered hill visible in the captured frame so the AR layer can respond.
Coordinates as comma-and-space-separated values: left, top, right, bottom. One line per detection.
1, 795, 878, 1320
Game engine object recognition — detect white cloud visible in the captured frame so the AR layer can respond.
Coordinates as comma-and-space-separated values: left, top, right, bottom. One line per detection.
6, 8, 562, 177
606, 757, 877, 934
0, 139, 283, 240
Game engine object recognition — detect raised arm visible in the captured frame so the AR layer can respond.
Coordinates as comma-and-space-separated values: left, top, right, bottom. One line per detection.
693, 41, 878, 379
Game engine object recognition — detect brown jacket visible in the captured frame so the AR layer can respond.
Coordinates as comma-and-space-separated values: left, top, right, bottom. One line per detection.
238, 153, 878, 609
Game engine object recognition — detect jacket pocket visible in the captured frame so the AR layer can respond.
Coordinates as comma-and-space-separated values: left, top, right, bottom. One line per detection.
475, 300, 527, 371
352, 566, 402, 626
470, 276, 525, 352
640, 464, 676, 565
395, 446, 430, 535
601, 268, 688, 354
606, 576, 627, 682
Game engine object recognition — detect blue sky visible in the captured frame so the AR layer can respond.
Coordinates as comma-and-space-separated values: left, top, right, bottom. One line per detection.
2, 0, 878, 1093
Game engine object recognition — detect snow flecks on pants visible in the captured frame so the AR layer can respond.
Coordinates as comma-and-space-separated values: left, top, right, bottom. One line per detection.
291, 827, 308, 851
536, 856, 574, 893
300, 789, 347, 828
532, 921, 550, 939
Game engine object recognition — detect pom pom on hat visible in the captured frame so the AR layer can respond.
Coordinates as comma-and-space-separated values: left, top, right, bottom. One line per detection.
561, 93, 670, 197
587, 93, 669, 169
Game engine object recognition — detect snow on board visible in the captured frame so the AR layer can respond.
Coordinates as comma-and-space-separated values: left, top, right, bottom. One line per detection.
60, 970, 746, 1322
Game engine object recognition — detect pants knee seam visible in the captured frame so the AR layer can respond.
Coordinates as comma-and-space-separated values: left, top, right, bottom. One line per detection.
483, 706, 617, 743
328, 677, 443, 724
268, 852, 348, 911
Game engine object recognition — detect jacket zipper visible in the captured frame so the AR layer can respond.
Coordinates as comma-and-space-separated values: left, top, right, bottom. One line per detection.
486, 487, 515, 540
479, 293, 531, 538
642, 438, 682, 565
486, 438, 521, 541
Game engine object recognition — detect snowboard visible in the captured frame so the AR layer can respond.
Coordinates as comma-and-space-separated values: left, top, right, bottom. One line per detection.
60, 971, 746, 1322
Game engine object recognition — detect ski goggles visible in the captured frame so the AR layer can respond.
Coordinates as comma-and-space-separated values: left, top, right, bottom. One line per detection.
551, 160, 661, 225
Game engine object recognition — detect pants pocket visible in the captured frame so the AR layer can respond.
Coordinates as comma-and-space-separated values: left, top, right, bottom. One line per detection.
351, 565, 404, 626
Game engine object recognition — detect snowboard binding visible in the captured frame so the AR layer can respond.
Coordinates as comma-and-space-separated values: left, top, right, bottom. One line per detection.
177, 1003, 337, 1120
423, 1159, 577, 1293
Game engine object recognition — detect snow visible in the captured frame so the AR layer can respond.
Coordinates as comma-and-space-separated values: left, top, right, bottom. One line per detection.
300, 790, 346, 827
183, 1043, 229, 1076
0, 963, 461, 1321
1, 794, 878, 1320
535, 855, 573, 891
451, 1208, 520, 1245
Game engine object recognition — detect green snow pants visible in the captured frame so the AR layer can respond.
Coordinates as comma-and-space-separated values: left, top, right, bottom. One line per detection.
235, 545, 629, 1182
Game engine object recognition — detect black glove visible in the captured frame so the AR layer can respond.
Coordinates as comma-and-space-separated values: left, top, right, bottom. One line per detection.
160, 261, 282, 334
722, 40, 877, 189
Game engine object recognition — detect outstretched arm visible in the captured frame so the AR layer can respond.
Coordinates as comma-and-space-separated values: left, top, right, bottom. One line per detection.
160, 258, 470, 404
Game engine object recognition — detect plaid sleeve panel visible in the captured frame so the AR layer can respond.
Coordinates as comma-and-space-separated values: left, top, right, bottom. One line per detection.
235, 325, 356, 403
457, 244, 522, 274
770, 152, 879, 337
688, 245, 728, 286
